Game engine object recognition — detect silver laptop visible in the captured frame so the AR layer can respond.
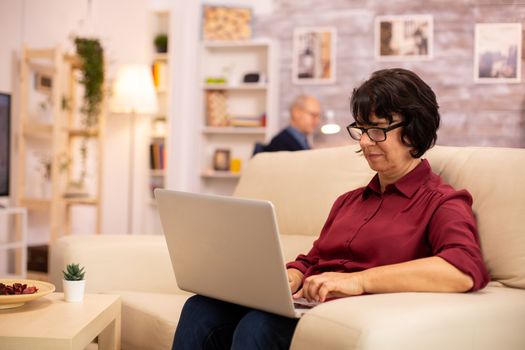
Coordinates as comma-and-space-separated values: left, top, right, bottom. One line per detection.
154, 189, 318, 318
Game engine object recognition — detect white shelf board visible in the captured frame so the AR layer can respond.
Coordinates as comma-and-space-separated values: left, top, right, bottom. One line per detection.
201, 170, 241, 179
0, 241, 25, 250
202, 39, 271, 49
202, 126, 266, 135
154, 53, 168, 61
150, 169, 166, 176
203, 83, 267, 90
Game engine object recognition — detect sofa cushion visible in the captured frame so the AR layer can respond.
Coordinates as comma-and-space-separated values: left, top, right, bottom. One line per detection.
291, 286, 525, 350
280, 234, 317, 264
234, 146, 374, 237
425, 146, 525, 289
112, 291, 190, 350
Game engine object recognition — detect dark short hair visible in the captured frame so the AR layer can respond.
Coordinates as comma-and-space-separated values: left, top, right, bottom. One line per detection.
350, 68, 440, 158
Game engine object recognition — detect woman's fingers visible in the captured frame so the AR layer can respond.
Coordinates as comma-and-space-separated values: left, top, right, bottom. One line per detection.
292, 288, 303, 299
301, 272, 365, 302
303, 274, 328, 302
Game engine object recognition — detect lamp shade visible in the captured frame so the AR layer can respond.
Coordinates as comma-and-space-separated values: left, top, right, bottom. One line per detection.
110, 64, 158, 115
321, 109, 341, 135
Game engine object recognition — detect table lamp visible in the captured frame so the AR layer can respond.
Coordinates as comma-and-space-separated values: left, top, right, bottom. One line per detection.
110, 64, 158, 234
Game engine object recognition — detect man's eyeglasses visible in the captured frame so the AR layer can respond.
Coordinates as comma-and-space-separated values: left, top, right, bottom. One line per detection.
301, 108, 321, 119
346, 122, 405, 142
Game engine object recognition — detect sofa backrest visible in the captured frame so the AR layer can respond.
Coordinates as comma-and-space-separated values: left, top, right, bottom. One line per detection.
234, 145, 525, 289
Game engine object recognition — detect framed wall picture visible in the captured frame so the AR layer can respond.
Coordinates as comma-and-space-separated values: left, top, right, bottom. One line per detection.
201, 5, 253, 41
375, 15, 433, 61
292, 27, 337, 84
213, 149, 231, 171
474, 23, 522, 84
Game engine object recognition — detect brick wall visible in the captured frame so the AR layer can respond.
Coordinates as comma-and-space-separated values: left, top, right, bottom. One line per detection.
255, 0, 525, 149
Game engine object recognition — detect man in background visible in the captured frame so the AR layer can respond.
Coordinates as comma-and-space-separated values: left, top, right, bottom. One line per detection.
255, 95, 321, 154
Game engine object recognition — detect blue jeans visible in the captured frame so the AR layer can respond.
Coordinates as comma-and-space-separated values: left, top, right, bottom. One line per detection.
172, 295, 299, 350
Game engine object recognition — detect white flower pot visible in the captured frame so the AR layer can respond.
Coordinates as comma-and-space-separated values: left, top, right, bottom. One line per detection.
62, 279, 86, 302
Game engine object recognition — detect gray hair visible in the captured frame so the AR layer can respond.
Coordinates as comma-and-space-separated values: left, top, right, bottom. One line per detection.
289, 95, 311, 114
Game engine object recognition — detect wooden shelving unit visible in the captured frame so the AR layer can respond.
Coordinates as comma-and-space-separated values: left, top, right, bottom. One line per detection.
62, 51, 105, 236
14, 46, 105, 273
16, 46, 65, 246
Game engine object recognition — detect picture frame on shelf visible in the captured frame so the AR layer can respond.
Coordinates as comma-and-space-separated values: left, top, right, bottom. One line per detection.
34, 72, 53, 95
292, 27, 337, 85
213, 149, 231, 171
201, 5, 253, 41
474, 23, 522, 84
375, 15, 433, 61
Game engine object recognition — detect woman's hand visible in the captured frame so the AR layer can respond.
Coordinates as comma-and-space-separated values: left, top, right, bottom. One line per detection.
293, 272, 366, 302
287, 268, 304, 294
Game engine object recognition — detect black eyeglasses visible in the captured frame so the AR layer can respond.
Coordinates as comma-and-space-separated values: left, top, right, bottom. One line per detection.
346, 122, 405, 142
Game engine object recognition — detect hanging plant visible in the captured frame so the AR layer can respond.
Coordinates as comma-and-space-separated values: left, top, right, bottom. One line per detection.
75, 37, 104, 128
69, 37, 104, 190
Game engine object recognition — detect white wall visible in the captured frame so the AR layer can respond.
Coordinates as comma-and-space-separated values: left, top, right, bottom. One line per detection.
0, 1, 23, 93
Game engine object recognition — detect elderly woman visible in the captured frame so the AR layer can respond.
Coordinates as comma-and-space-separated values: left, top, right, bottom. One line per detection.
172, 68, 489, 350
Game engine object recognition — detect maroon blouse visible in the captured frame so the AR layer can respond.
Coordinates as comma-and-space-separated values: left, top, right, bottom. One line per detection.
286, 159, 490, 291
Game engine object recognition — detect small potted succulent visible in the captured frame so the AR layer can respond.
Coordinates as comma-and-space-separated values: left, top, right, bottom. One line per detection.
62, 263, 86, 302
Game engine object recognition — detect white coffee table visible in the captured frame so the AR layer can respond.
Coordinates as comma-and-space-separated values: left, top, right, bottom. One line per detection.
0, 293, 121, 350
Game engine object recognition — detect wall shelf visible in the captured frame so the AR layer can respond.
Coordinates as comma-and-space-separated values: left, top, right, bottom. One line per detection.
63, 197, 99, 206
199, 39, 278, 195
154, 53, 168, 61
202, 39, 272, 49
201, 170, 241, 179
65, 128, 99, 137
20, 198, 51, 211
203, 84, 267, 90
150, 169, 166, 177
23, 122, 53, 138
202, 126, 266, 135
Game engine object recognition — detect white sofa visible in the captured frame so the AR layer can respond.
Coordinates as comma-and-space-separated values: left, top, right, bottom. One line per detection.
50, 145, 525, 350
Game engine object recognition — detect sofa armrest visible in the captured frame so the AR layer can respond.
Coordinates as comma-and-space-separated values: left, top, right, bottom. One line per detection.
49, 234, 186, 295
291, 286, 525, 350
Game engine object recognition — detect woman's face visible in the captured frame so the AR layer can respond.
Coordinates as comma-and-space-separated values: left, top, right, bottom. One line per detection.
357, 114, 415, 175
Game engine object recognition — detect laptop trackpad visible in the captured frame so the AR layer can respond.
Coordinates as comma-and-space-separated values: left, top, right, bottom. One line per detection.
293, 297, 321, 309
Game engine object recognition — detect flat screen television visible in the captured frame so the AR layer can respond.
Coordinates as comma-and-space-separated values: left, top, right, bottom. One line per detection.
0, 93, 11, 197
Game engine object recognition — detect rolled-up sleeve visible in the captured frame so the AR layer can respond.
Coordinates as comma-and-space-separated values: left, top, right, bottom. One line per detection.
428, 190, 490, 291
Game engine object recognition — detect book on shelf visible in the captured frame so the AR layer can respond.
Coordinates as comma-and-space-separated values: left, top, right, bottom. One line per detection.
152, 60, 167, 92
228, 115, 263, 127
149, 141, 166, 170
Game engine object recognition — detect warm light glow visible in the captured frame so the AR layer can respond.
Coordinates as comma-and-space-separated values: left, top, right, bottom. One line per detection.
321, 123, 341, 134
110, 64, 158, 114
321, 109, 341, 134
